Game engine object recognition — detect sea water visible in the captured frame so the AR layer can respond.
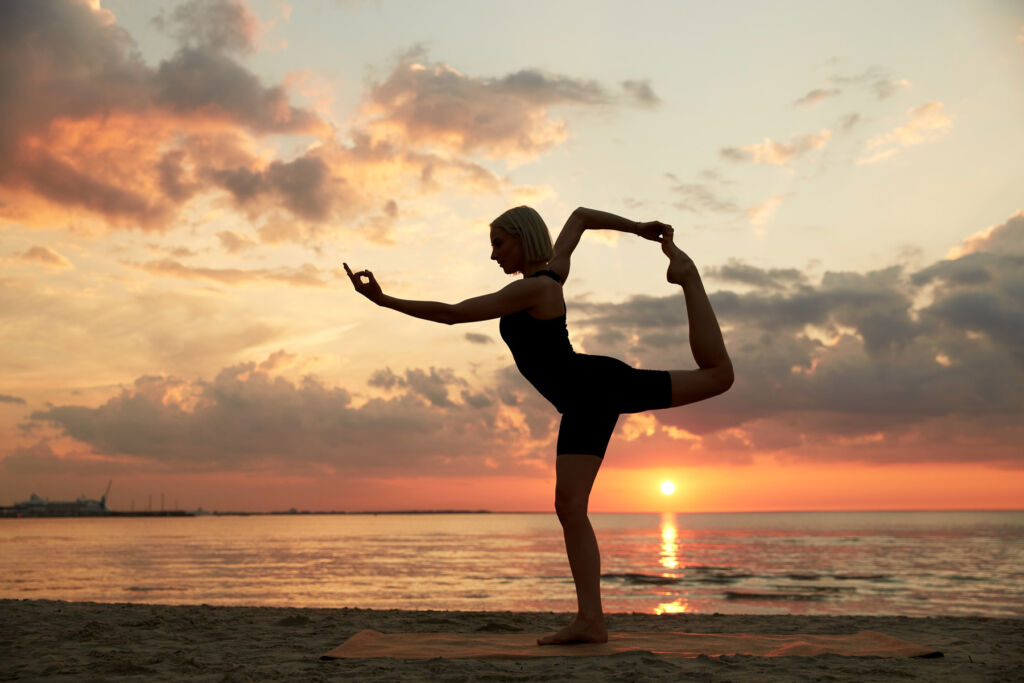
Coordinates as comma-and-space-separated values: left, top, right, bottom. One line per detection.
2, 511, 1021, 617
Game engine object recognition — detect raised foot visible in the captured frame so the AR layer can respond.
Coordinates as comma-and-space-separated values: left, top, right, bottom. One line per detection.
660, 226, 696, 285
536, 617, 608, 646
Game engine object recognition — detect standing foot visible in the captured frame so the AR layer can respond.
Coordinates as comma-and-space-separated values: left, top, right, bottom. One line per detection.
537, 615, 608, 645
660, 227, 697, 284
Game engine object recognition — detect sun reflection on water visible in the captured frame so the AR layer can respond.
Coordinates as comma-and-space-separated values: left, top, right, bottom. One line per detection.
654, 598, 689, 615
653, 511, 690, 614
660, 511, 679, 570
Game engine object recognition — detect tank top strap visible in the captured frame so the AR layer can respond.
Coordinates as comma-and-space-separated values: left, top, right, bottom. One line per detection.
528, 269, 563, 283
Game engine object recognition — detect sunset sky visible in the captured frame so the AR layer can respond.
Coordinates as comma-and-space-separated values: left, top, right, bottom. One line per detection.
2, 0, 1022, 513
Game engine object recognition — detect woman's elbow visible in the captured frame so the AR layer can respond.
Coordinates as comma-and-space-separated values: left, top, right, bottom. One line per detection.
442, 304, 469, 325
717, 362, 735, 392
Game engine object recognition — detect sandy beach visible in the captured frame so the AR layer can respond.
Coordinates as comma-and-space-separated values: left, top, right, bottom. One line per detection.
2, 599, 1021, 681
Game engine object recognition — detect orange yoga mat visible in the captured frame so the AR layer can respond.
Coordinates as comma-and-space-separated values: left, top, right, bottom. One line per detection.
322, 629, 943, 660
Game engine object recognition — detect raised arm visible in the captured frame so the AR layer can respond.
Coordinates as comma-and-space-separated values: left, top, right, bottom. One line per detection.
547, 207, 670, 282
344, 263, 544, 325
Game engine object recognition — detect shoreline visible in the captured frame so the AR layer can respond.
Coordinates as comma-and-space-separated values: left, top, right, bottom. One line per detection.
3, 600, 1021, 681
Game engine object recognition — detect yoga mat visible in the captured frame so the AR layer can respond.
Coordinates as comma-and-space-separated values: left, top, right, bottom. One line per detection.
322, 629, 943, 660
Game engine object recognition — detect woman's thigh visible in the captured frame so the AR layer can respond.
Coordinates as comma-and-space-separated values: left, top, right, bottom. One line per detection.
557, 412, 619, 458
565, 355, 671, 414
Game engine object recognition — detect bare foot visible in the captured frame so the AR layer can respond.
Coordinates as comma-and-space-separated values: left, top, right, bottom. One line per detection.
661, 227, 697, 285
537, 616, 608, 645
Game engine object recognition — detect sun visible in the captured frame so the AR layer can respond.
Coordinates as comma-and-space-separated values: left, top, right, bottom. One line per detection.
659, 480, 675, 495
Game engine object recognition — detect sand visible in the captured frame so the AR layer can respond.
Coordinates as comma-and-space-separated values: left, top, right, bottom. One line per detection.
2, 599, 1021, 682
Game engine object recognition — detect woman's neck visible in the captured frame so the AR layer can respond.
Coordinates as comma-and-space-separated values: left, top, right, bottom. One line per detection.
521, 261, 547, 277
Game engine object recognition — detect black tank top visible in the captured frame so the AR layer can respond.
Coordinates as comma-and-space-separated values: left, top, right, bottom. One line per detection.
499, 270, 575, 408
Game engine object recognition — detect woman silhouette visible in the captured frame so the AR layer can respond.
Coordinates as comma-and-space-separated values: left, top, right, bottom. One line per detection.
345, 206, 733, 645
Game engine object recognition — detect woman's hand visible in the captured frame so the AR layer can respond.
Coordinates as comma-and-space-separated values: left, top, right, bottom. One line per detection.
343, 262, 384, 304
635, 220, 672, 242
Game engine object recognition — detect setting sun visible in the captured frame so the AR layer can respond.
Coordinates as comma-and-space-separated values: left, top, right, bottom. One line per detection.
659, 481, 675, 496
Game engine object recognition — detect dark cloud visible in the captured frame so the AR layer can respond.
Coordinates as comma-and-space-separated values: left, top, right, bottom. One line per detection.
565, 213, 1024, 464
2, 441, 123, 475
706, 260, 807, 290
837, 113, 863, 132
14, 213, 1024, 473
0, 3, 629, 238
368, 366, 466, 407
0, 394, 27, 405
26, 357, 557, 476
153, 47, 324, 134
794, 88, 841, 107
831, 67, 910, 100
621, 80, 661, 106
152, 0, 259, 54
363, 49, 656, 158
669, 182, 739, 214
464, 333, 493, 344
0, 0, 325, 229
207, 155, 338, 221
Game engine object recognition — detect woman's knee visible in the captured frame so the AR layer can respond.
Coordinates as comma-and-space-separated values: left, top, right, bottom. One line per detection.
554, 489, 589, 523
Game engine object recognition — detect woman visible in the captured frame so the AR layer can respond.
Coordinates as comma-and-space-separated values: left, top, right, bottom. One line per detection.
344, 206, 733, 645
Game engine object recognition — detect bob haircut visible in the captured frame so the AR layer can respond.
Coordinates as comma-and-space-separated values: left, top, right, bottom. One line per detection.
490, 206, 553, 264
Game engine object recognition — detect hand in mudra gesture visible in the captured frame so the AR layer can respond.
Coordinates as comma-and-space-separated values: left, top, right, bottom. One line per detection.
635, 220, 671, 243
344, 262, 383, 304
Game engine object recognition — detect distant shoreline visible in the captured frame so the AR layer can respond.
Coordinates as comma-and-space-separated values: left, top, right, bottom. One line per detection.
3, 508, 1022, 519
0, 508, 495, 518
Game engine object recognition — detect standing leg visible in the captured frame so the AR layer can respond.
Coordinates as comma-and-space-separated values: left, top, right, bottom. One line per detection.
661, 227, 734, 407
537, 453, 609, 645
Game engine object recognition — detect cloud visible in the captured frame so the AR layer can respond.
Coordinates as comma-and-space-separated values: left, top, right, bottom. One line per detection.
23, 355, 557, 477
465, 333, 494, 344
944, 210, 1024, 260
830, 67, 911, 100
1, 4, 649, 243
621, 80, 661, 106
369, 366, 466, 407
0, 0, 328, 230
836, 113, 863, 132
669, 182, 739, 214
126, 258, 331, 287
706, 259, 808, 290
721, 129, 832, 166
10, 212, 1024, 474
857, 101, 953, 164
151, 0, 261, 54
217, 230, 258, 254
794, 88, 841, 107
19, 246, 73, 269
0, 394, 27, 405
747, 195, 786, 227
360, 49, 655, 160
567, 211, 1024, 465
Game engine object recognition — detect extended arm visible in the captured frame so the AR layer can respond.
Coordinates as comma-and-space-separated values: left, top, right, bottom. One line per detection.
344, 263, 543, 325
547, 207, 670, 282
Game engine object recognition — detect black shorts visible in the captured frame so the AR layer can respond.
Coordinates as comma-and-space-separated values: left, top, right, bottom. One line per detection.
554, 355, 672, 458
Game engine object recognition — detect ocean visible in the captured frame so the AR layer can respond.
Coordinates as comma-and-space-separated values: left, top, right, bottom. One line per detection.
2, 511, 1021, 617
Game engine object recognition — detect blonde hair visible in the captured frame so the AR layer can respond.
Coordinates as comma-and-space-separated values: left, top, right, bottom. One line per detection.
490, 206, 552, 264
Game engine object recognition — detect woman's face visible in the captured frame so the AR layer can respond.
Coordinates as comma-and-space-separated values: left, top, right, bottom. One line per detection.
490, 226, 524, 274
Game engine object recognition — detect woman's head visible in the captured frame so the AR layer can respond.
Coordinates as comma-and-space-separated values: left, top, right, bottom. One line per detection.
489, 206, 552, 274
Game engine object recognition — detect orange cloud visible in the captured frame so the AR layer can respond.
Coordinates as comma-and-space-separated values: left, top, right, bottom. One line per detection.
126, 258, 331, 287
19, 246, 74, 270
720, 129, 832, 166
857, 101, 953, 164
359, 50, 657, 162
